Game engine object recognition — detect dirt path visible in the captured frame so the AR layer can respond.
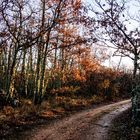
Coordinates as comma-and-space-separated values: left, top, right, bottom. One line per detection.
25, 100, 131, 140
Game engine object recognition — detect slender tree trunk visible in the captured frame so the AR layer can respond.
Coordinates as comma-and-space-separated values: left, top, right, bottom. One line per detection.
6, 48, 18, 100
27, 47, 34, 98
38, 30, 51, 103
133, 54, 138, 79
34, 0, 46, 104
21, 49, 26, 96
54, 38, 59, 69
34, 46, 41, 104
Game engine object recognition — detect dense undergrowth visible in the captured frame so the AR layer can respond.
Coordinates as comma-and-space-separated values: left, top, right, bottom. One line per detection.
0, 66, 132, 123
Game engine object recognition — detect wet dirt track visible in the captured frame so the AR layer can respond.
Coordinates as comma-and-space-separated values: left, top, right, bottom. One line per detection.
26, 100, 131, 140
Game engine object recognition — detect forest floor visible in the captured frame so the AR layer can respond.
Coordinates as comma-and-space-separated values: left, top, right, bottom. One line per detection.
108, 107, 140, 140
0, 99, 131, 140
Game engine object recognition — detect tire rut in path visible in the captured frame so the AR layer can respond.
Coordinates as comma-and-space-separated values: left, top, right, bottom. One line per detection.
86, 103, 130, 140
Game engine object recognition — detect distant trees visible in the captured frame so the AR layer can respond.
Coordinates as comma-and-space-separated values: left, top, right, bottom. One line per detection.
0, 0, 132, 108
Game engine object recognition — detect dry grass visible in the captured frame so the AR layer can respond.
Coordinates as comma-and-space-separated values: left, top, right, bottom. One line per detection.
0, 95, 106, 123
